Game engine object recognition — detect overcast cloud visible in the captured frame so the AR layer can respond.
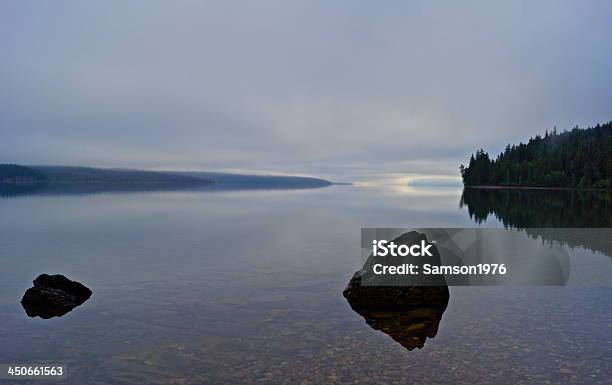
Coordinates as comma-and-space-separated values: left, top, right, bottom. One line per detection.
1, 0, 611, 180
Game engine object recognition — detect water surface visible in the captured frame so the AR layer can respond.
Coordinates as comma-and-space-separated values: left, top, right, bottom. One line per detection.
0, 185, 609, 384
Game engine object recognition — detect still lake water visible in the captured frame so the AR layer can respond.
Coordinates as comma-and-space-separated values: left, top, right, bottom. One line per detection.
0, 185, 610, 384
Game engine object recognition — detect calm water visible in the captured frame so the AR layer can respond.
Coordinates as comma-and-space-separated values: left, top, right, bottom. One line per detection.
0, 185, 610, 384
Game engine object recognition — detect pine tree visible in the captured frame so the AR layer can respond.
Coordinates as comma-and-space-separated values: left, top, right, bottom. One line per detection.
460, 122, 612, 189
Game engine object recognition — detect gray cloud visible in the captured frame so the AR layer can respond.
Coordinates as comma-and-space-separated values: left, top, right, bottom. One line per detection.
1, 0, 611, 180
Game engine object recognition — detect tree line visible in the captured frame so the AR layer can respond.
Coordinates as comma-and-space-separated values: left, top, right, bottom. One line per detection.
460, 122, 612, 189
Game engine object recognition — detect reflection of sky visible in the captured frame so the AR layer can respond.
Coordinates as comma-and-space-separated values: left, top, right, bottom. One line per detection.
0, 186, 471, 304
1, 1, 612, 180
3, 185, 608, 289
355, 173, 462, 196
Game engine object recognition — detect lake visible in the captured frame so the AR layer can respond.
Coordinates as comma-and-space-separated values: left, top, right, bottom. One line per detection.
0, 185, 610, 384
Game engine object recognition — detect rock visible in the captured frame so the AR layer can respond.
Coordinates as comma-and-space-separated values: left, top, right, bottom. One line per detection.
21, 274, 92, 319
343, 277, 449, 311
343, 231, 449, 311
343, 231, 449, 350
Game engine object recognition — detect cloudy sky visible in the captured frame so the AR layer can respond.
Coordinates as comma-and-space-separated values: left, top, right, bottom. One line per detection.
1, 1, 611, 180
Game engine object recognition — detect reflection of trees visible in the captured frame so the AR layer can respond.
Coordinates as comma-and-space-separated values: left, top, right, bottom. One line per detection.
0, 182, 208, 198
460, 188, 612, 257
0, 183, 46, 197
460, 188, 612, 227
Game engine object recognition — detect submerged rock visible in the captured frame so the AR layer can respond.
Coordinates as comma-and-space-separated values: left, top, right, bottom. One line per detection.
343, 231, 449, 350
21, 274, 92, 319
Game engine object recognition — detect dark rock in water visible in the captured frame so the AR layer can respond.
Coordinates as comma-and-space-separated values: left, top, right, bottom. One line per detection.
343, 231, 449, 350
344, 279, 449, 312
344, 231, 449, 310
21, 274, 92, 319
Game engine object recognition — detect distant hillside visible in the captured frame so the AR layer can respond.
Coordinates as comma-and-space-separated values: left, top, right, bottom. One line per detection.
28, 166, 213, 186
460, 122, 612, 189
0, 164, 333, 196
0, 165, 213, 196
0, 164, 47, 184
180, 171, 332, 189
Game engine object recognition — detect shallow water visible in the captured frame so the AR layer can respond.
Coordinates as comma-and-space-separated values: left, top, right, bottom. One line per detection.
0, 185, 610, 384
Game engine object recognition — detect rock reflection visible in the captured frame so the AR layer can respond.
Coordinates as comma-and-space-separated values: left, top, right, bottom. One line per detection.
21, 274, 92, 319
344, 231, 449, 350
345, 295, 448, 351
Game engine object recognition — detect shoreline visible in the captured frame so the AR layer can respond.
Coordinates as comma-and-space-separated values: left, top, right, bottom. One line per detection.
466, 185, 610, 191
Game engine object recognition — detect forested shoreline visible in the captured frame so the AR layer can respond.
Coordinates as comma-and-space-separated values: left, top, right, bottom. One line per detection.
460, 122, 612, 189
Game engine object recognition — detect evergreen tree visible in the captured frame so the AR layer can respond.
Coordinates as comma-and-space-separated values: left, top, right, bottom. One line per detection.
460, 122, 612, 189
